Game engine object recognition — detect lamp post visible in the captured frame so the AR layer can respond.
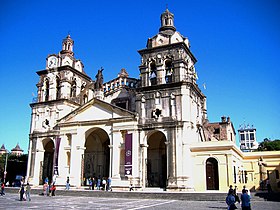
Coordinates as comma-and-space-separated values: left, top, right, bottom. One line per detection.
3, 150, 8, 184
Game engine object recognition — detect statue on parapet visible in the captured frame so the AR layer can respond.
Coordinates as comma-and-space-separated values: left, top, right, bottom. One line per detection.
95, 67, 104, 89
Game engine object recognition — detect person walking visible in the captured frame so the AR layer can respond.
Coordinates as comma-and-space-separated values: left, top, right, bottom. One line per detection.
25, 183, 31, 201
43, 182, 48, 196
1, 182, 5, 196
241, 189, 251, 210
226, 189, 237, 210
65, 176, 70, 190
50, 184, 56, 196
19, 185, 25, 201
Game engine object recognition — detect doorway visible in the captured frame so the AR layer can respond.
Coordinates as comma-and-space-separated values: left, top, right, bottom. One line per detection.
206, 157, 219, 190
84, 128, 110, 182
42, 140, 54, 184
147, 131, 167, 188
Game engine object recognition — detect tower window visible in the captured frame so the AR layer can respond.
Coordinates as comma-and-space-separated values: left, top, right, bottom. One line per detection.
56, 77, 61, 100
70, 80, 77, 97
165, 60, 173, 84
45, 79, 50, 101
149, 61, 157, 85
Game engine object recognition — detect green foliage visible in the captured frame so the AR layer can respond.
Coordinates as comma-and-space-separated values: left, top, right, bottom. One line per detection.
257, 139, 280, 151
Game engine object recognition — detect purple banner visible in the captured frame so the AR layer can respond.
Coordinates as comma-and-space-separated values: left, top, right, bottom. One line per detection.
125, 133, 132, 175
54, 137, 61, 175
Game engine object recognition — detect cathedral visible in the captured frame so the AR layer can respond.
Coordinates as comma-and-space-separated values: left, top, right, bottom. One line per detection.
27, 9, 280, 192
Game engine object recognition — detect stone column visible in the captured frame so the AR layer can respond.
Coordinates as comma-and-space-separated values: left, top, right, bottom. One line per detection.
167, 129, 176, 188
140, 143, 148, 188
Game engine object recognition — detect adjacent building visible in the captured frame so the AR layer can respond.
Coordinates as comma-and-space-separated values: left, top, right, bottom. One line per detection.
238, 124, 258, 152
26, 9, 280, 192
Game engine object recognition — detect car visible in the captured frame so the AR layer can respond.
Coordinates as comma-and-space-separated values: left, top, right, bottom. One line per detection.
14, 175, 23, 187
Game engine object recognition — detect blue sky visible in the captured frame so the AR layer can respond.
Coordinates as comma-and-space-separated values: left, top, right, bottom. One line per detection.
0, 0, 279, 153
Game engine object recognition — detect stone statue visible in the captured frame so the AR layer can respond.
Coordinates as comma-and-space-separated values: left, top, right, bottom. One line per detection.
95, 67, 104, 89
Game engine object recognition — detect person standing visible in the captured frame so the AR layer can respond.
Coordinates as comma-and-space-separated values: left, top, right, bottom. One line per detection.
43, 182, 48, 196
226, 189, 237, 210
241, 189, 251, 210
102, 178, 107, 191
266, 179, 272, 193
233, 186, 240, 203
91, 177, 95, 190
25, 183, 31, 201
96, 177, 101, 190
107, 177, 111, 191
65, 176, 70, 190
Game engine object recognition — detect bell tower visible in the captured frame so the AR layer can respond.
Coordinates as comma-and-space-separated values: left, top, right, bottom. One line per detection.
136, 9, 207, 191
30, 35, 93, 134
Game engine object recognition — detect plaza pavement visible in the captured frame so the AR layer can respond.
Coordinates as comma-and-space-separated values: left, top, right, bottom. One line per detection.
1, 187, 279, 209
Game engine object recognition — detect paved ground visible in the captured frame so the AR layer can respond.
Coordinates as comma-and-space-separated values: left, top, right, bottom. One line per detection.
1, 193, 279, 210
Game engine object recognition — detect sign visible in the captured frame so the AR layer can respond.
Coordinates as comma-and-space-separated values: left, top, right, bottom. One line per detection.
125, 133, 132, 175
54, 137, 61, 175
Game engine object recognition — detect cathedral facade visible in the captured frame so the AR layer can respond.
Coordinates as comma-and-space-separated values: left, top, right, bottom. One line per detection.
27, 9, 280, 192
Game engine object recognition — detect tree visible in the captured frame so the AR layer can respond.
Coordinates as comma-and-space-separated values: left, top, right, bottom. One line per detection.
257, 138, 280, 151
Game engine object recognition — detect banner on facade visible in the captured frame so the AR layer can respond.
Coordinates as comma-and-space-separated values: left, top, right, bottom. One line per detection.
125, 133, 132, 176
54, 137, 61, 175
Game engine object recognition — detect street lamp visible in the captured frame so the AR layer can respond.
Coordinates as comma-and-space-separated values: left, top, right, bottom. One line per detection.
3, 150, 9, 184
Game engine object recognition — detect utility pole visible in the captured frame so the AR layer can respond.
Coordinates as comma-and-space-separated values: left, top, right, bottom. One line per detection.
3, 151, 8, 184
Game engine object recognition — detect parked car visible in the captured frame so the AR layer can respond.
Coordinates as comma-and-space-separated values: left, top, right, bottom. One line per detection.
14, 175, 23, 187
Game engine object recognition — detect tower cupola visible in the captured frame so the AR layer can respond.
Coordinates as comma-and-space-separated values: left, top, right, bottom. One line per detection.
60, 34, 74, 56
159, 9, 176, 35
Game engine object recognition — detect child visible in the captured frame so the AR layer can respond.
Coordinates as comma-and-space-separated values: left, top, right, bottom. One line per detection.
50, 184, 56, 196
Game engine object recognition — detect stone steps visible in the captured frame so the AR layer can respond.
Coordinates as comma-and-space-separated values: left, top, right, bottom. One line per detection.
5, 187, 279, 202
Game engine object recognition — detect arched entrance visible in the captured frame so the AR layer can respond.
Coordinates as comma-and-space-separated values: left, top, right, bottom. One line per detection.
84, 128, 110, 182
147, 131, 167, 188
42, 140, 54, 184
206, 157, 219, 190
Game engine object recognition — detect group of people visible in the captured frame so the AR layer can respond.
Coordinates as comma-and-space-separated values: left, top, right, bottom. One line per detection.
226, 185, 251, 210
18, 182, 31, 201
42, 177, 57, 196
84, 177, 111, 191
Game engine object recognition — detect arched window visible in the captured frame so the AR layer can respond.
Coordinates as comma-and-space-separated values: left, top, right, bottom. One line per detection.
165, 60, 173, 84
149, 61, 157, 85
45, 79, 50, 101
56, 76, 61, 100
70, 80, 76, 98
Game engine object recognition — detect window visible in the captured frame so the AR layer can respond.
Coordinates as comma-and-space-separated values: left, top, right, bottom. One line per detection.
233, 166, 236, 184
250, 133, 255, 140
56, 77, 61, 99
45, 79, 50, 101
150, 61, 157, 85
116, 102, 127, 110
276, 170, 279, 179
165, 60, 173, 84
70, 80, 76, 97
240, 134, 245, 141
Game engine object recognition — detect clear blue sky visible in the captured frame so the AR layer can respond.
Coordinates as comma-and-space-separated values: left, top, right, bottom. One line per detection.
0, 0, 279, 153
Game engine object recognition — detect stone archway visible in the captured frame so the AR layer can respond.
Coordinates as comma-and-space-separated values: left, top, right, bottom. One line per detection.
206, 157, 219, 190
42, 139, 54, 184
147, 131, 167, 188
84, 128, 110, 182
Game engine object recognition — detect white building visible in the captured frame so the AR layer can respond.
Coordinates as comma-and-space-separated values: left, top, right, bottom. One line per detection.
27, 9, 240, 191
